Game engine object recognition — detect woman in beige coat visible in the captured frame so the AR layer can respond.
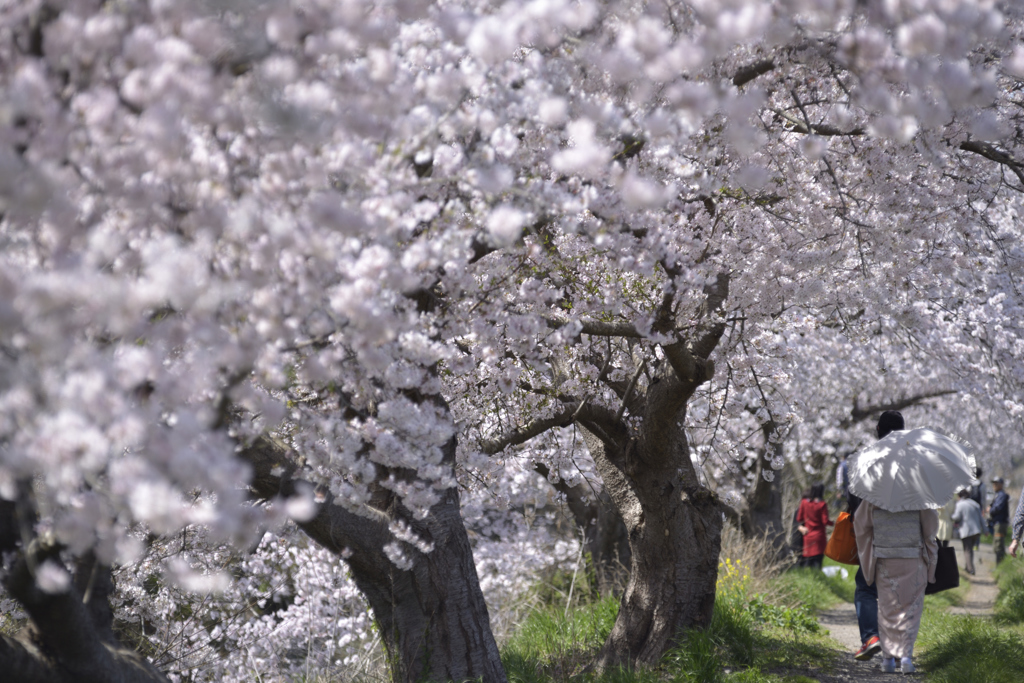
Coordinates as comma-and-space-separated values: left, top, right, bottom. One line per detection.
854, 500, 939, 674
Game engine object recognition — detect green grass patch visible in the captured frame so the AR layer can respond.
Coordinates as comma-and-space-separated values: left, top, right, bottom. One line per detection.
503, 594, 619, 682
503, 558, 835, 683
917, 610, 1024, 683
994, 555, 1024, 623
772, 561, 854, 613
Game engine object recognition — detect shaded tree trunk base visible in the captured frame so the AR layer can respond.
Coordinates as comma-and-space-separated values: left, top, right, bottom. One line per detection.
594, 487, 723, 671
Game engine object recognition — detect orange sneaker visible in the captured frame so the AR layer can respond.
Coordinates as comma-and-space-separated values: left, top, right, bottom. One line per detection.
854, 635, 881, 661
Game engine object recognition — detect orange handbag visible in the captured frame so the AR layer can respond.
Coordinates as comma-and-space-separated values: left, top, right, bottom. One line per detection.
824, 511, 860, 565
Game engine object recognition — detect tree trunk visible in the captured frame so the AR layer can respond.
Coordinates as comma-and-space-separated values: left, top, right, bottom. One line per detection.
739, 422, 791, 559
535, 463, 630, 595
0, 500, 170, 683
578, 355, 724, 671
244, 437, 507, 683
597, 478, 722, 668
340, 487, 506, 683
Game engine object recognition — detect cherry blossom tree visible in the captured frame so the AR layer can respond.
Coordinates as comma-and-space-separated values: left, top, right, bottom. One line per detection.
4, 0, 1024, 681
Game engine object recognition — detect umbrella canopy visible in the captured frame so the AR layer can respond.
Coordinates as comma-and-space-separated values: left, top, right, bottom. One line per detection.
848, 428, 977, 512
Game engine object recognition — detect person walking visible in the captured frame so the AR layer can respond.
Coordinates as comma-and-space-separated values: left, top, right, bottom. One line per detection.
849, 411, 906, 663
797, 483, 832, 569
936, 495, 956, 548
951, 488, 985, 575
970, 467, 986, 559
836, 453, 850, 504
854, 490, 938, 673
988, 476, 1010, 563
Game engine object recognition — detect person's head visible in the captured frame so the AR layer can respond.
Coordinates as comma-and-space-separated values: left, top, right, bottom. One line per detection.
992, 476, 1005, 491
810, 483, 825, 501
958, 488, 970, 499
876, 410, 905, 439
801, 487, 812, 500
976, 466, 984, 480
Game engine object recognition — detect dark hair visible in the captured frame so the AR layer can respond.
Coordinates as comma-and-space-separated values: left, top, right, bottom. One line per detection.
958, 488, 970, 498
801, 487, 812, 500
876, 410, 905, 439
810, 483, 825, 500
976, 466, 983, 478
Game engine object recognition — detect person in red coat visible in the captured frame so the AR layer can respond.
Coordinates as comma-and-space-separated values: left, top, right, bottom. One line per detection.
797, 483, 833, 568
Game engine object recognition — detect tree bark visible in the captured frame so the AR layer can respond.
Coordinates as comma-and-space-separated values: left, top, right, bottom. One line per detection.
0, 512, 170, 683
739, 422, 790, 559
577, 355, 724, 671
534, 462, 630, 595
243, 436, 507, 683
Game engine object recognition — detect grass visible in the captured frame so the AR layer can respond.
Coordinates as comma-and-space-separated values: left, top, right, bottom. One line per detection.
994, 554, 1024, 623
917, 610, 1024, 683
502, 551, 839, 683
771, 558, 855, 612
912, 553, 1024, 682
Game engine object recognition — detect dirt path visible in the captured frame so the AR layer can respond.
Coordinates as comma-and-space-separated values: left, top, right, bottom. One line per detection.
949, 542, 998, 618
812, 543, 998, 681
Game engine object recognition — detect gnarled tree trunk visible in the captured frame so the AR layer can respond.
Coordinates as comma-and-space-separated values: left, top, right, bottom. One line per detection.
244, 436, 506, 683
0, 498, 170, 683
580, 350, 724, 670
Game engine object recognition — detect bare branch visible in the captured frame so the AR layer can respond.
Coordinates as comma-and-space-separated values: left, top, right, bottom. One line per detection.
479, 407, 577, 454
959, 140, 1024, 188
733, 59, 776, 87
772, 108, 865, 136
614, 360, 647, 423
544, 314, 645, 338
844, 390, 957, 428
236, 437, 391, 556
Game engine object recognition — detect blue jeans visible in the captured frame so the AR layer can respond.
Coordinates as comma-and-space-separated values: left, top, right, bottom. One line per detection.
855, 566, 879, 644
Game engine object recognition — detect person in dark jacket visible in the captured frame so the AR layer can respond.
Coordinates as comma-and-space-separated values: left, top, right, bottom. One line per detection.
988, 476, 1010, 563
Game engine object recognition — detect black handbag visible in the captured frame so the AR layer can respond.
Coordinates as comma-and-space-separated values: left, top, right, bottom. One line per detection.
925, 545, 959, 594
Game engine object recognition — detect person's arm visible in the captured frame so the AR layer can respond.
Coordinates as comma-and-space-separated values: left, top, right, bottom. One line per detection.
1010, 488, 1024, 557
921, 509, 939, 583
951, 502, 963, 525
797, 500, 808, 535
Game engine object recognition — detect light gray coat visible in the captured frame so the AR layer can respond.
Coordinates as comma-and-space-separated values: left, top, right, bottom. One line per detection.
951, 497, 985, 538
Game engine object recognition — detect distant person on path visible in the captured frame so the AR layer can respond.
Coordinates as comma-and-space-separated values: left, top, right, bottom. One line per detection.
853, 421, 939, 676
1008, 485, 1024, 559
970, 467, 986, 557
836, 453, 850, 504
970, 467, 986, 508
791, 488, 811, 557
951, 488, 985, 575
987, 476, 1010, 563
797, 483, 832, 569
936, 495, 957, 548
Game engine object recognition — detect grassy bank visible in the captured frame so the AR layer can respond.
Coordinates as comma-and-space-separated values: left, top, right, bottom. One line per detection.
914, 554, 1024, 683
502, 555, 842, 683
